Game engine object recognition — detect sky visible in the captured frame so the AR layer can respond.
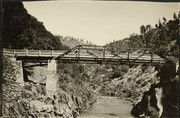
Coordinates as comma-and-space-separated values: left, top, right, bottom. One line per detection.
23, 1, 179, 45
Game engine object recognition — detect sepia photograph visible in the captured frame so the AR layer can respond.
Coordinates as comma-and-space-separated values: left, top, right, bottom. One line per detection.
1, 0, 179, 118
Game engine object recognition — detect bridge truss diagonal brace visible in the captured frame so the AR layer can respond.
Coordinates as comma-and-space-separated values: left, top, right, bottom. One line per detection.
54, 45, 81, 60
81, 45, 99, 59
133, 52, 147, 61
132, 49, 153, 60
105, 47, 123, 59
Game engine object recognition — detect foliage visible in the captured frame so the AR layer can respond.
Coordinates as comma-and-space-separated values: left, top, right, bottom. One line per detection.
110, 65, 129, 78
2, 2, 68, 50
56, 63, 98, 112
107, 12, 179, 63
56, 35, 94, 48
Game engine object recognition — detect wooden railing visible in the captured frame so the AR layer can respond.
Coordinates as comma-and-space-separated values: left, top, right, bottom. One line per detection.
3, 48, 65, 57
2, 48, 165, 64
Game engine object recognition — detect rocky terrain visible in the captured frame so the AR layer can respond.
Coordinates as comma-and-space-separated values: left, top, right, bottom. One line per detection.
2, 1, 179, 118
57, 35, 94, 48
3, 53, 179, 118
106, 12, 179, 118
100, 65, 158, 104
2, 55, 98, 117
131, 63, 179, 118
2, 2, 97, 117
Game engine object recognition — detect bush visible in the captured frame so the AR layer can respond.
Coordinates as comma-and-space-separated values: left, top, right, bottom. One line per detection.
127, 77, 133, 83
24, 84, 32, 91
142, 64, 148, 73
112, 68, 122, 78
121, 65, 129, 73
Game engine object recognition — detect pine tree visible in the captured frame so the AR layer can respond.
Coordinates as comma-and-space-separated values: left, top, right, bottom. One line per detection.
173, 12, 178, 20
158, 19, 162, 28
140, 25, 146, 46
145, 25, 152, 32
155, 24, 158, 28
163, 17, 167, 25
140, 25, 146, 34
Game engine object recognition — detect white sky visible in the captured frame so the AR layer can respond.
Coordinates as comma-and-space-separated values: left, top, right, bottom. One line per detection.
23, 1, 179, 45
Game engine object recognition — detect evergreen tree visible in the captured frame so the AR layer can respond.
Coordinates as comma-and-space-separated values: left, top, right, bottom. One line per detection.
145, 25, 152, 32
158, 19, 162, 28
140, 25, 146, 46
140, 25, 146, 34
173, 12, 178, 20
163, 17, 167, 25
155, 24, 158, 28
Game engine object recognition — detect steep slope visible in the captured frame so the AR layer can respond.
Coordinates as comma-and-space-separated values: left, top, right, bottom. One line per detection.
2, 2, 179, 118
2, 2, 68, 50
100, 65, 158, 104
2, 2, 97, 117
107, 16, 179, 63
57, 35, 94, 48
107, 13, 179, 118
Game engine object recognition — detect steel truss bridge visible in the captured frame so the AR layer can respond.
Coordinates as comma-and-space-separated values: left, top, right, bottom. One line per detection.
3, 45, 165, 65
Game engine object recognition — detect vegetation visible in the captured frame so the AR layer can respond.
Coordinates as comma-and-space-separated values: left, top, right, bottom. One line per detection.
105, 12, 179, 118
56, 63, 98, 112
107, 12, 179, 63
2, 2, 96, 117
2, 2, 68, 50
2, 1, 179, 118
56, 35, 94, 48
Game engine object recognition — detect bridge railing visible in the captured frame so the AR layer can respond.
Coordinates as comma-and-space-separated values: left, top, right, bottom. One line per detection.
2, 48, 165, 64
2, 49, 64, 57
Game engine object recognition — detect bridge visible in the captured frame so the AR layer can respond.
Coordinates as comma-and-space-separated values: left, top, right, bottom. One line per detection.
3, 45, 165, 65
2, 45, 167, 98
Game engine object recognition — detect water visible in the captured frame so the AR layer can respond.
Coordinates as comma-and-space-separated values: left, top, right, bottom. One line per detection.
79, 96, 134, 118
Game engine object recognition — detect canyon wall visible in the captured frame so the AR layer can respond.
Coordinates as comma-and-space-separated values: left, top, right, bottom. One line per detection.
2, 55, 97, 117
131, 63, 179, 118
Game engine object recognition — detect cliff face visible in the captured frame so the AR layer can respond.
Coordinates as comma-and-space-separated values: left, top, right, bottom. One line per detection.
159, 63, 179, 117
131, 63, 179, 118
99, 65, 158, 104
2, 55, 98, 117
105, 11, 179, 118
94, 62, 179, 118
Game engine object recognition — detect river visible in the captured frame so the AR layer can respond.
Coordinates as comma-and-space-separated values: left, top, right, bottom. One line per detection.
79, 96, 134, 118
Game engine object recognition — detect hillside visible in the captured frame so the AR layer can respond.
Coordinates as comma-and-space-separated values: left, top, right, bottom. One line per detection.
2, 2, 68, 50
106, 13, 179, 118
2, 2, 97, 117
107, 14, 179, 63
2, 1, 179, 118
56, 35, 94, 48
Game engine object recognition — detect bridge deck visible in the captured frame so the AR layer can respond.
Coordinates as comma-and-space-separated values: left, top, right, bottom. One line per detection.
3, 46, 165, 64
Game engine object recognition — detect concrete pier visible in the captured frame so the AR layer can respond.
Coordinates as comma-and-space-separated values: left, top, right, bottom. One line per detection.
46, 60, 58, 96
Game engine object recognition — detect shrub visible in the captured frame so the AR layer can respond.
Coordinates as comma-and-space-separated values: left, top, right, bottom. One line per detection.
24, 84, 32, 91
142, 64, 148, 73
121, 65, 129, 73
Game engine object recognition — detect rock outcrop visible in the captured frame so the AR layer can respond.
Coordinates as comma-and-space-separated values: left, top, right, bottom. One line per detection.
99, 65, 158, 105
2, 54, 98, 117
131, 63, 179, 118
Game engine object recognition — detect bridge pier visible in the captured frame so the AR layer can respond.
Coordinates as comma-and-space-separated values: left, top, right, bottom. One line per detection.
46, 60, 58, 96
10, 57, 24, 86
17, 60, 25, 86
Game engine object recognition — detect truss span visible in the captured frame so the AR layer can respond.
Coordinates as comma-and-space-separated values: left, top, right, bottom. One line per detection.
3, 45, 165, 65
